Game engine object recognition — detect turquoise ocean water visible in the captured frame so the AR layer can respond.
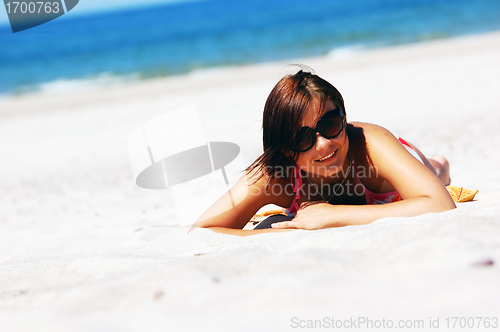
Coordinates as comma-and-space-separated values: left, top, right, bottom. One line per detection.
1, 0, 500, 95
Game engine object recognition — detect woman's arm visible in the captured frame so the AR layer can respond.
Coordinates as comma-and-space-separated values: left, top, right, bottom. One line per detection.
188, 170, 295, 235
200, 227, 293, 236
271, 197, 452, 230
272, 123, 456, 230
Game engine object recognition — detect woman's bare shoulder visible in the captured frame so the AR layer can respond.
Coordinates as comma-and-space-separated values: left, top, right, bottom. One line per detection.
348, 122, 398, 148
349, 122, 393, 136
347, 122, 402, 172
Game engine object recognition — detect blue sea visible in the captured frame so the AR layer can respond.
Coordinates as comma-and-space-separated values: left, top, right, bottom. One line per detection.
1, 0, 500, 95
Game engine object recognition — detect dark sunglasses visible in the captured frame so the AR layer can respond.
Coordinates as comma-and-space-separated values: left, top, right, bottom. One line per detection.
291, 108, 345, 152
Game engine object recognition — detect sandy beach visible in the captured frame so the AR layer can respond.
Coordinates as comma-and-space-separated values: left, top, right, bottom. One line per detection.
1, 31, 500, 331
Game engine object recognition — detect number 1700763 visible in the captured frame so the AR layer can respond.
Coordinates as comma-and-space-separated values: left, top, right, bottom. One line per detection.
5, 2, 60, 14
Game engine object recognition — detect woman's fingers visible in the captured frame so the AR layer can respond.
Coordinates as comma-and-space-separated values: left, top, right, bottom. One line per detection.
299, 201, 322, 209
271, 221, 297, 229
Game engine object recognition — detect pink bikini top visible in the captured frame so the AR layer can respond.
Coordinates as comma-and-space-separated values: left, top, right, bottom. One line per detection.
285, 137, 419, 216
285, 166, 401, 216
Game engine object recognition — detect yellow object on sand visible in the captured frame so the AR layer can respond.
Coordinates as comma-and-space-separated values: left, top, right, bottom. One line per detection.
250, 208, 286, 222
446, 186, 479, 203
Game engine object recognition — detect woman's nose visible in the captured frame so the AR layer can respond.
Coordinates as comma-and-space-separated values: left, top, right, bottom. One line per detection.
315, 132, 330, 150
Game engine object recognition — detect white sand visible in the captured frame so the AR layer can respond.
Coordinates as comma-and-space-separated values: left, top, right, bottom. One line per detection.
1, 32, 500, 331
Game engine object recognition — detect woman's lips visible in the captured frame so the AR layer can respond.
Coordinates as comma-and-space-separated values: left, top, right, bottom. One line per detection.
315, 149, 337, 162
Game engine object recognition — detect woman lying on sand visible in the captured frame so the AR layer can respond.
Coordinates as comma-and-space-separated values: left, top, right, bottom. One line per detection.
189, 68, 455, 236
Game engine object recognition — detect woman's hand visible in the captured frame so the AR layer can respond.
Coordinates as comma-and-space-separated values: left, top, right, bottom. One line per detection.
271, 201, 335, 230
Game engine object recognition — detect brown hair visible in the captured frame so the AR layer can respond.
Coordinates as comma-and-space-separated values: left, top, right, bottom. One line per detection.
246, 68, 346, 185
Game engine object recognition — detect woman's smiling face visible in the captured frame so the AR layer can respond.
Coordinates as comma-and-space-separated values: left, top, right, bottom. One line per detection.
294, 99, 349, 179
